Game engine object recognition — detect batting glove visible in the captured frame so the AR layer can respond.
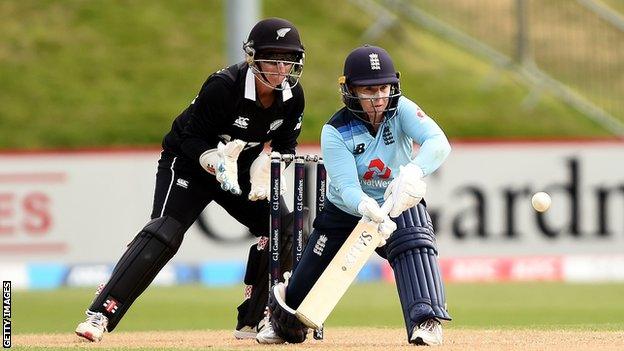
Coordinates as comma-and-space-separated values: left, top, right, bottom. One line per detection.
376, 216, 397, 247
384, 163, 426, 218
357, 195, 385, 223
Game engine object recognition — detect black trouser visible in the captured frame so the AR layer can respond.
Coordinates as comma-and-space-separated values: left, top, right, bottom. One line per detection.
151, 150, 272, 235
284, 201, 376, 309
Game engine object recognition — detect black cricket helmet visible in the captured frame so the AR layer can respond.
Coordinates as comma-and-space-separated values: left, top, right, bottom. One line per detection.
243, 17, 305, 90
339, 45, 401, 124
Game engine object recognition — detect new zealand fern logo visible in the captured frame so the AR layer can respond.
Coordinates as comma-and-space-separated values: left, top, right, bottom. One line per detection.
363, 159, 391, 180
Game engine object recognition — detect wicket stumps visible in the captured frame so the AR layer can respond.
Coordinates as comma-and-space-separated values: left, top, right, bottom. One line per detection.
269, 152, 326, 340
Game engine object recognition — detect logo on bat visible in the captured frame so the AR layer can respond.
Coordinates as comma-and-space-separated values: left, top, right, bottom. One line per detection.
341, 231, 373, 271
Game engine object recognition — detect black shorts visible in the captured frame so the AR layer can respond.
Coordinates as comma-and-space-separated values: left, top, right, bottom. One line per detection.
150, 150, 271, 236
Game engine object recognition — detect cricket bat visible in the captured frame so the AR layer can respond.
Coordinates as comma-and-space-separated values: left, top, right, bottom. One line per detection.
295, 200, 393, 329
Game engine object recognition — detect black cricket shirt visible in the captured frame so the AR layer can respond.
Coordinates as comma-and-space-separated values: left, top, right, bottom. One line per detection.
162, 62, 305, 171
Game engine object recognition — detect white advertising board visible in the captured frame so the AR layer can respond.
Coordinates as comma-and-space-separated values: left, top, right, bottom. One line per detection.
1, 141, 623, 264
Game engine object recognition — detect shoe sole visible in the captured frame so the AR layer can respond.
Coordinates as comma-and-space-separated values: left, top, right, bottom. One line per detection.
411, 335, 442, 346
412, 336, 427, 346
255, 338, 285, 344
233, 330, 258, 339
76, 331, 99, 342
255, 333, 285, 345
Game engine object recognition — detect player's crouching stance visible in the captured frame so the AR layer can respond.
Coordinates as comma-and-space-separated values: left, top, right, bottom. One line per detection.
256, 45, 452, 346
75, 17, 307, 342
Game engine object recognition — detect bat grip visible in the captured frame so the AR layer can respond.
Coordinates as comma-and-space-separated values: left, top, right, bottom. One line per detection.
380, 197, 394, 216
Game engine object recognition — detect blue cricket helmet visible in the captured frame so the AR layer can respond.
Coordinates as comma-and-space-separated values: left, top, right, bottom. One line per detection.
339, 45, 401, 124
343, 45, 399, 86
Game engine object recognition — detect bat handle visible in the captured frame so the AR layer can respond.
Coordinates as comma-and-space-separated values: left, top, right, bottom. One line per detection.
380, 197, 394, 216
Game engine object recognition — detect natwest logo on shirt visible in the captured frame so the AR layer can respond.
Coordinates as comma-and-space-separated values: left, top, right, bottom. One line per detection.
363, 158, 392, 180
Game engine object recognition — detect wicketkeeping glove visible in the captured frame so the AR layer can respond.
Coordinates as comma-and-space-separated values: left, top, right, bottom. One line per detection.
199, 139, 246, 195
383, 163, 426, 218
248, 152, 287, 201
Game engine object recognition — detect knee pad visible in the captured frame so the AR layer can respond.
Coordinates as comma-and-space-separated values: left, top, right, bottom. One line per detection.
268, 283, 308, 343
387, 203, 436, 260
386, 204, 451, 339
90, 216, 185, 331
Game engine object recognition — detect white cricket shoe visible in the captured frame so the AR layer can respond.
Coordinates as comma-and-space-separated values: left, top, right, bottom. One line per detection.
255, 321, 285, 344
75, 310, 108, 342
234, 315, 269, 339
410, 318, 443, 346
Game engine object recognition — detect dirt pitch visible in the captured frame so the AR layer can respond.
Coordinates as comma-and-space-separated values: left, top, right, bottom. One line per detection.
14, 328, 624, 350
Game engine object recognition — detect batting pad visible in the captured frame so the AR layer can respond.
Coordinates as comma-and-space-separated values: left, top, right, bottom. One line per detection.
269, 283, 308, 343
386, 204, 451, 339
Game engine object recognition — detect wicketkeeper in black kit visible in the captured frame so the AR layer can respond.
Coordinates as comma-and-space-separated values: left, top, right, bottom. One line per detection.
75, 18, 308, 342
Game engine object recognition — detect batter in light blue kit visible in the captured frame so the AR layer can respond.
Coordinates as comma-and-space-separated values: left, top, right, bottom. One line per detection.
322, 95, 450, 216
257, 45, 453, 346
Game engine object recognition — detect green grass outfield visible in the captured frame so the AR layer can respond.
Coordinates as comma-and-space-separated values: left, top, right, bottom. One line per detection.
12, 282, 624, 334
0, 1, 612, 150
